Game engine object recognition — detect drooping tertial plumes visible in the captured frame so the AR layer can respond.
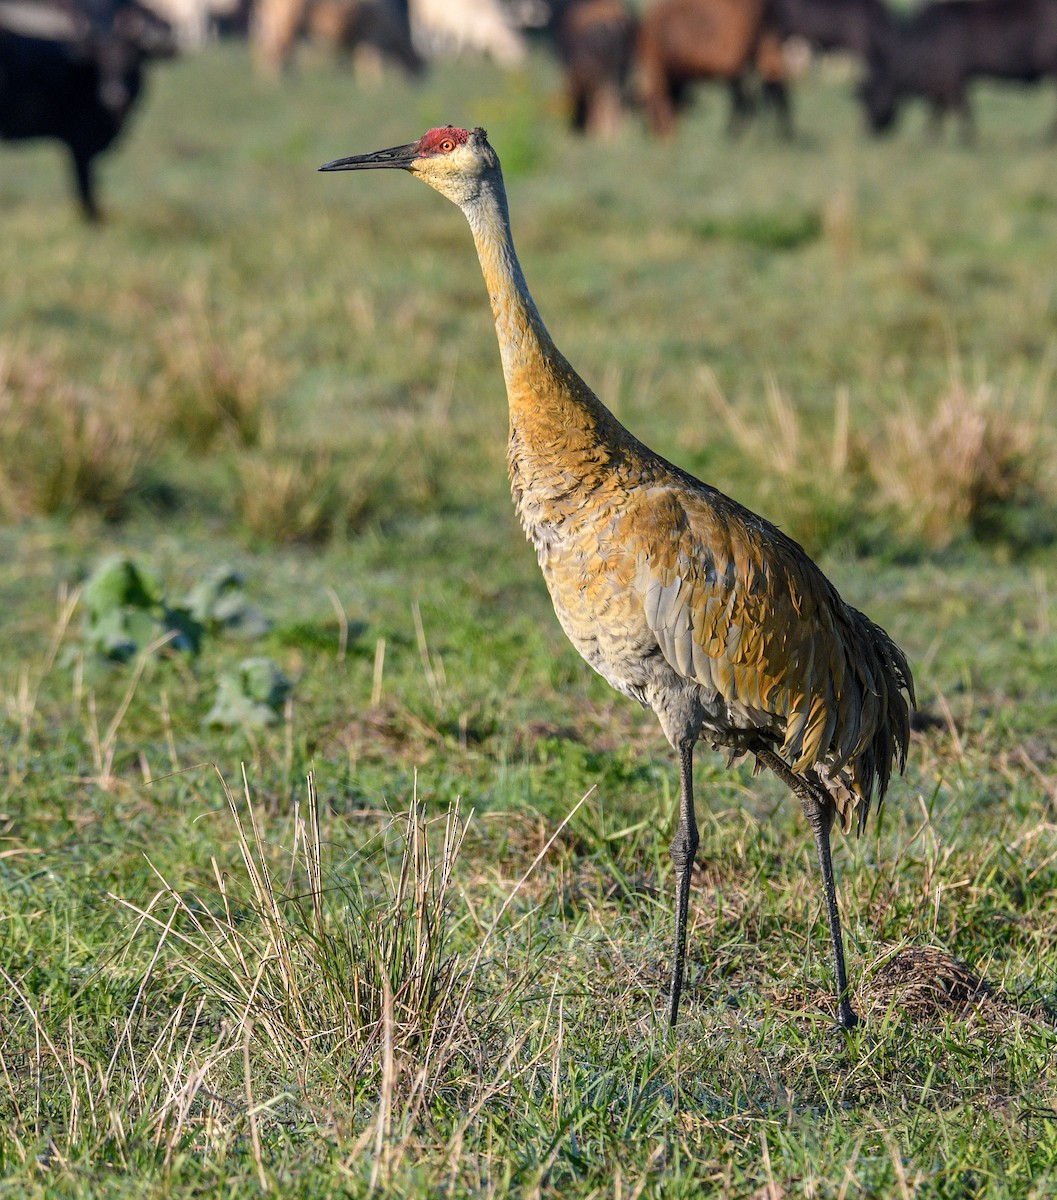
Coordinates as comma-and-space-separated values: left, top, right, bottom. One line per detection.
320, 126, 914, 1029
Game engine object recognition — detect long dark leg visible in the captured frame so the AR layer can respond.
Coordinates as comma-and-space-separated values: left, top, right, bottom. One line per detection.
762, 79, 793, 140
570, 86, 589, 134
68, 146, 101, 223
926, 98, 946, 141
668, 739, 699, 1028
752, 744, 859, 1029
802, 793, 858, 1029
954, 92, 975, 146
726, 76, 754, 138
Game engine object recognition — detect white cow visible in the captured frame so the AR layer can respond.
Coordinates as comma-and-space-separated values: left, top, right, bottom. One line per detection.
252, 0, 525, 77
409, 0, 524, 65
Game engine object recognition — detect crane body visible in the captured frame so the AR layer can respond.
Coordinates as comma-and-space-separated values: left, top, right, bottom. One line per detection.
320, 126, 915, 1029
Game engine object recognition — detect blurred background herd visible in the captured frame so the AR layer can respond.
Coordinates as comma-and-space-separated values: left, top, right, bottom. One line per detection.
4, 0, 1057, 221
3, 0, 1057, 565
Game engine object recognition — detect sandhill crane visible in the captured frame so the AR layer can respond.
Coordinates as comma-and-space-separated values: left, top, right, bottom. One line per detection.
320, 127, 915, 1029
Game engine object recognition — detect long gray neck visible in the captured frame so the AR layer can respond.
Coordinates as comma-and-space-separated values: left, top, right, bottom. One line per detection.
463, 180, 559, 379
456, 169, 627, 499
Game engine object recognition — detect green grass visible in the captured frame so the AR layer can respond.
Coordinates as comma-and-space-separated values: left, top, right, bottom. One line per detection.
1, 44, 1056, 1198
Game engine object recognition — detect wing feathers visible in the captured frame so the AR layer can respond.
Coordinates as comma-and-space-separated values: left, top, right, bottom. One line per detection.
632, 484, 912, 822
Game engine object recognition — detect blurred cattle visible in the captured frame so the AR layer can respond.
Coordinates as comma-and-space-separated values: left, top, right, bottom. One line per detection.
307, 0, 422, 74
860, 0, 1057, 138
637, 0, 792, 137
142, 0, 248, 46
553, 0, 636, 136
253, 0, 525, 76
408, 0, 524, 65
253, 0, 421, 76
0, 0, 176, 219
765, 0, 889, 57
252, 0, 299, 72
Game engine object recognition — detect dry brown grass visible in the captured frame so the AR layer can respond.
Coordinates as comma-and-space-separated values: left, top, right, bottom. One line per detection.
701, 367, 859, 554
867, 357, 1054, 549
701, 351, 1056, 553
863, 945, 994, 1020
0, 344, 154, 520
703, 368, 851, 484
146, 284, 286, 452
97, 772, 592, 1188
231, 447, 383, 544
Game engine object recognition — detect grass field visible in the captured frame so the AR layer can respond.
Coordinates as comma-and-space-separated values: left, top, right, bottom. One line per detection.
2, 41, 1057, 1198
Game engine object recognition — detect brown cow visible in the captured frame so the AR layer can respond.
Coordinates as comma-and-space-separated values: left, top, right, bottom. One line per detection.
555, 0, 637, 137
637, 0, 792, 137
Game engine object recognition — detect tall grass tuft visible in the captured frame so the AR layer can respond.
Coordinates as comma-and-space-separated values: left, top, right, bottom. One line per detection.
120, 773, 486, 1117
701, 353, 1056, 555
232, 447, 380, 543
148, 287, 285, 452
2, 761, 583, 1187
867, 354, 1056, 550
0, 345, 153, 520
702, 368, 862, 555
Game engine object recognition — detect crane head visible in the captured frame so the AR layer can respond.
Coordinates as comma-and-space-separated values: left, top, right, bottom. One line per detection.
319, 126, 500, 208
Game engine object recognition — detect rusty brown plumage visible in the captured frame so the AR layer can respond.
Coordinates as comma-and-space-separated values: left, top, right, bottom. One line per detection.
320, 126, 915, 1030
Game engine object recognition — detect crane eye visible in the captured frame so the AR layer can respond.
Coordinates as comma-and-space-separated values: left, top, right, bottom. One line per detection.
439, 138, 456, 152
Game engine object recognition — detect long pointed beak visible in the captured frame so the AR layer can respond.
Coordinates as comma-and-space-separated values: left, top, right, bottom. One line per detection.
318, 142, 419, 172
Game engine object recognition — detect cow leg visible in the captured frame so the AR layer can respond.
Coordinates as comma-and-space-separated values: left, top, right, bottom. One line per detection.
68, 146, 101, 223
763, 80, 793, 140
955, 93, 975, 145
570, 85, 589, 134
936, 84, 975, 144
756, 31, 792, 140
254, 0, 307, 76
588, 83, 623, 140
925, 98, 946, 140
646, 73, 677, 137
726, 76, 754, 138
668, 78, 689, 113
1045, 77, 1057, 143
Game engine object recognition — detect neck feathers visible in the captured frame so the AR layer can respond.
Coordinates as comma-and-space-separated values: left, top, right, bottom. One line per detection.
464, 182, 549, 379
462, 175, 624, 491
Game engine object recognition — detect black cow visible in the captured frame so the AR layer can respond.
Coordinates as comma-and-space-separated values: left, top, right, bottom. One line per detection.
860, 0, 1057, 138
0, 0, 175, 220
765, 0, 890, 58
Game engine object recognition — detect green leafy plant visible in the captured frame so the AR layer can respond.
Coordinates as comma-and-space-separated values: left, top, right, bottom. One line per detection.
82, 554, 203, 661
205, 656, 293, 728
185, 565, 271, 638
